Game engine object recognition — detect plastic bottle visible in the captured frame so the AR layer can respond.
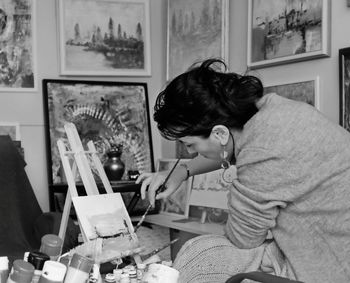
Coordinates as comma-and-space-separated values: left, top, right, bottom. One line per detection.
63, 253, 94, 283
40, 234, 63, 261
0, 257, 9, 283
6, 259, 34, 283
38, 261, 67, 283
27, 251, 50, 283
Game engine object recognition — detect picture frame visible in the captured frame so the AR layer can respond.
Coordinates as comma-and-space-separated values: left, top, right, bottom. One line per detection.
339, 47, 350, 132
247, 0, 331, 69
0, 0, 37, 91
264, 77, 320, 109
166, 0, 229, 81
0, 122, 20, 141
189, 168, 230, 211
43, 79, 154, 186
156, 158, 193, 218
58, 0, 151, 76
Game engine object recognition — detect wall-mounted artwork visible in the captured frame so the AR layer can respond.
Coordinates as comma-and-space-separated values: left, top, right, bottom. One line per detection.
0, 122, 20, 140
157, 158, 193, 218
167, 0, 228, 81
58, 0, 151, 76
247, 0, 331, 69
264, 77, 320, 109
189, 168, 230, 211
0, 0, 36, 91
43, 79, 154, 186
339, 47, 350, 132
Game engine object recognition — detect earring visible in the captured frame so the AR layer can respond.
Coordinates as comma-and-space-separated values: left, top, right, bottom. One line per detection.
220, 145, 230, 169
220, 144, 236, 183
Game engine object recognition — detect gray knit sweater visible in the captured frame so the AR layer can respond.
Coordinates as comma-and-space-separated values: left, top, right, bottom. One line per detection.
226, 93, 350, 282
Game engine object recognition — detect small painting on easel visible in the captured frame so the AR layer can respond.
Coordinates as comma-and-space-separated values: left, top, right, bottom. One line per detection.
72, 193, 134, 241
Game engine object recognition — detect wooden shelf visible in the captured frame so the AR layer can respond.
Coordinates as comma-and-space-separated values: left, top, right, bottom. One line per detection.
133, 213, 225, 235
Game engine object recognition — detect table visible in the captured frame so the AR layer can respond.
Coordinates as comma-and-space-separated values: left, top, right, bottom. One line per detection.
49, 181, 141, 213
132, 213, 225, 260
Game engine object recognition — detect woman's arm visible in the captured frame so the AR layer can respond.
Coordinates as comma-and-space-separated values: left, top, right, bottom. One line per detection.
136, 155, 222, 206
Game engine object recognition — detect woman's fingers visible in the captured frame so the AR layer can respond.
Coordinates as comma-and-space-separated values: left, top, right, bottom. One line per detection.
147, 175, 166, 206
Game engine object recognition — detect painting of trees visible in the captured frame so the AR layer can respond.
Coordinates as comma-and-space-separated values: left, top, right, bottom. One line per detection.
167, 0, 228, 80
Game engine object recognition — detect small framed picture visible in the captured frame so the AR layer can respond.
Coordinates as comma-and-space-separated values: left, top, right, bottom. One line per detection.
339, 47, 350, 131
156, 158, 193, 218
247, 0, 331, 69
58, 0, 151, 76
189, 168, 230, 211
264, 77, 320, 109
0, 122, 21, 141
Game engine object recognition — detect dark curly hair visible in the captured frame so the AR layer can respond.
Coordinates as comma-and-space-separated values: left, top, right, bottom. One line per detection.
154, 59, 264, 140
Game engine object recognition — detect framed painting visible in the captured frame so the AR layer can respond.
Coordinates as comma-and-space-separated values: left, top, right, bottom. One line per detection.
0, 122, 20, 141
0, 0, 36, 91
247, 0, 331, 69
189, 168, 230, 211
43, 79, 154, 186
156, 158, 193, 218
166, 0, 229, 81
339, 47, 350, 132
58, 0, 151, 76
264, 77, 320, 109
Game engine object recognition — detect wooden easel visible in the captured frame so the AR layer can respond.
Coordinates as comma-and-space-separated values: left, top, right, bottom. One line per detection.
57, 122, 141, 263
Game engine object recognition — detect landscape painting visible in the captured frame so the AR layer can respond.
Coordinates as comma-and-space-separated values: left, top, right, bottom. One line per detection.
58, 0, 151, 76
264, 77, 319, 109
0, 0, 36, 91
167, 0, 228, 81
247, 0, 330, 69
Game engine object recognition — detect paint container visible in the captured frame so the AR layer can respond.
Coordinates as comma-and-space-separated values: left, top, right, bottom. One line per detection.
6, 259, 34, 283
63, 253, 94, 283
27, 251, 50, 283
38, 261, 67, 283
0, 257, 9, 283
142, 263, 179, 283
40, 234, 63, 261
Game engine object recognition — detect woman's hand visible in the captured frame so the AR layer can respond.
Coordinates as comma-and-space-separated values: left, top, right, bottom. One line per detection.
135, 166, 187, 207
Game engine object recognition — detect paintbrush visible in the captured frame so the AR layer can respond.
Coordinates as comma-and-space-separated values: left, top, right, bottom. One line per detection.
134, 158, 181, 232
141, 238, 179, 260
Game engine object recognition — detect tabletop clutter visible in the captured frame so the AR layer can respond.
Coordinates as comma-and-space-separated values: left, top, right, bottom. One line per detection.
0, 232, 180, 283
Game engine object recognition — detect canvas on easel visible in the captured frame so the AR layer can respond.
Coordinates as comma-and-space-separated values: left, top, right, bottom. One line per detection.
57, 122, 142, 264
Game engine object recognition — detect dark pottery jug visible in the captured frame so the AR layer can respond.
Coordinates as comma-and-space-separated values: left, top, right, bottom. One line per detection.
103, 144, 125, 181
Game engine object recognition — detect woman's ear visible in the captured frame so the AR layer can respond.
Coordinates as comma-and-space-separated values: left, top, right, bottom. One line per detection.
211, 125, 230, 145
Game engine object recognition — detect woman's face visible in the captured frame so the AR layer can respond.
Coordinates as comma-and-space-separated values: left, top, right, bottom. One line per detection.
178, 135, 224, 160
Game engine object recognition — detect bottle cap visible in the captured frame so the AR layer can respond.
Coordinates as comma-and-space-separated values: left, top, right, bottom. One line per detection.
40, 234, 63, 257
68, 253, 94, 273
38, 261, 67, 283
0, 256, 9, 270
28, 251, 50, 270
10, 259, 35, 283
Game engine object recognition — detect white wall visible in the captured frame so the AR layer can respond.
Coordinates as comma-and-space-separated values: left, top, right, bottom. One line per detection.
0, 0, 348, 212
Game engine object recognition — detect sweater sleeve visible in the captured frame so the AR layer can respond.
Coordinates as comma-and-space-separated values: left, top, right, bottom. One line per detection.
225, 146, 303, 249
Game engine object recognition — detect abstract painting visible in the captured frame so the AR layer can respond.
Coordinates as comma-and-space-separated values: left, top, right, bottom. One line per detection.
339, 47, 350, 132
264, 77, 320, 109
167, 0, 228, 81
247, 0, 330, 69
43, 79, 154, 185
0, 0, 36, 91
58, 0, 151, 76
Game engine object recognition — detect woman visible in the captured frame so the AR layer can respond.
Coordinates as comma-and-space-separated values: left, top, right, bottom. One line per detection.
136, 59, 350, 283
